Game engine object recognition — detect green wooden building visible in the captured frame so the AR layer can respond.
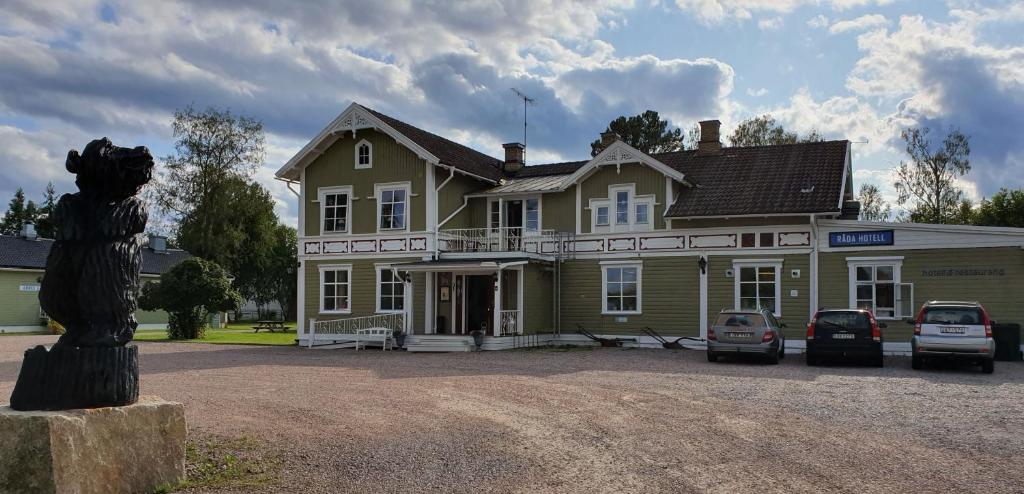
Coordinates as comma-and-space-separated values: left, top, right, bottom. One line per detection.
0, 232, 189, 333
277, 103, 1024, 352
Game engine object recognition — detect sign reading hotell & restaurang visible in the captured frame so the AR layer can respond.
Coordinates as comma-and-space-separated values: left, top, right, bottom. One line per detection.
829, 230, 895, 248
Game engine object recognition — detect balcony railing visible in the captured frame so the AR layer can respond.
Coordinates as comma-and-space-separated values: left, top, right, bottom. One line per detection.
499, 309, 522, 336
438, 227, 561, 254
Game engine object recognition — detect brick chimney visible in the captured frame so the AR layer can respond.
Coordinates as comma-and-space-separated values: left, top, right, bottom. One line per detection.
600, 130, 619, 148
502, 142, 525, 173
697, 119, 721, 154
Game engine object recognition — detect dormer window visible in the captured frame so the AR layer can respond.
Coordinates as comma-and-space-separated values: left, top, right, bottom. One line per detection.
355, 139, 372, 169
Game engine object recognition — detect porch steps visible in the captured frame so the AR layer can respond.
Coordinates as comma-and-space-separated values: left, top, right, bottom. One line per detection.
405, 335, 475, 353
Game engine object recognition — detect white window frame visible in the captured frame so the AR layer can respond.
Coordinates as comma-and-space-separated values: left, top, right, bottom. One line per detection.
488, 199, 501, 232
593, 184, 656, 233
524, 196, 541, 233
319, 264, 352, 315
633, 196, 654, 231
375, 182, 411, 232
318, 186, 352, 235
601, 260, 642, 315
355, 139, 372, 169
846, 256, 904, 320
733, 259, 783, 317
375, 265, 405, 314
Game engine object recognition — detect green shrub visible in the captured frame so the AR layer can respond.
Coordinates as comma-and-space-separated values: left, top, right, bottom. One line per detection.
139, 258, 241, 340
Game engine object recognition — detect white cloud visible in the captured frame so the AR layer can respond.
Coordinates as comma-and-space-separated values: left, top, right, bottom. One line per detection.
672, 0, 892, 24
807, 15, 830, 29
829, 14, 890, 34
746, 87, 768, 97
758, 17, 783, 30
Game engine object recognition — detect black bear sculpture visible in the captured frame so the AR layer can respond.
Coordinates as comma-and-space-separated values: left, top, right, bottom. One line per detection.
9, 137, 154, 410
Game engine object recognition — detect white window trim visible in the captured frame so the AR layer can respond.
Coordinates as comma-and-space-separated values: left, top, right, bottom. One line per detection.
317, 186, 353, 235
375, 182, 411, 233
610, 184, 633, 230
590, 199, 611, 232
846, 256, 904, 319
600, 260, 642, 315
633, 195, 655, 231
354, 139, 372, 169
524, 196, 542, 233
733, 259, 783, 317
319, 264, 352, 315
375, 265, 405, 314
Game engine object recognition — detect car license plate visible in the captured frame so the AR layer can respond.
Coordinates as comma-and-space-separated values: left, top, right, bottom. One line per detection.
725, 332, 751, 338
940, 326, 967, 334
832, 333, 855, 339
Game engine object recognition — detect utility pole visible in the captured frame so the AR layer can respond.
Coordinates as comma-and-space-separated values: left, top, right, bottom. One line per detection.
510, 88, 535, 164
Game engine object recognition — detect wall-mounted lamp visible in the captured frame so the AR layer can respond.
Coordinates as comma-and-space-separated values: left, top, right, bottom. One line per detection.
697, 256, 707, 275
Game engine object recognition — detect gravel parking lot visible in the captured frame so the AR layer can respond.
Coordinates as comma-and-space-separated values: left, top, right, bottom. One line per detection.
2, 335, 1023, 493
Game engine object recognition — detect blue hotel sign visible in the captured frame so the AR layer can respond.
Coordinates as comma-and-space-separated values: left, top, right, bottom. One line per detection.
829, 230, 894, 248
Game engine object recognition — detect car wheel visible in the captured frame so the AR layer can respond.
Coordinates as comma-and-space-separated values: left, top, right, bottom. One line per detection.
873, 354, 884, 367
911, 354, 923, 370
981, 359, 994, 374
766, 350, 780, 365
779, 343, 786, 360
806, 353, 817, 366
707, 351, 718, 363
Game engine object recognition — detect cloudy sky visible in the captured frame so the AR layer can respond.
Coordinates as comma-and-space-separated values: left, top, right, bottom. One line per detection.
2, 0, 1023, 226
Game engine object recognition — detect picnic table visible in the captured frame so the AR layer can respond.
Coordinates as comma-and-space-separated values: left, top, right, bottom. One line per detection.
253, 320, 286, 333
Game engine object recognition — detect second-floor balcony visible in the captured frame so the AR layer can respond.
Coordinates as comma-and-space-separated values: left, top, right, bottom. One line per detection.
438, 227, 568, 255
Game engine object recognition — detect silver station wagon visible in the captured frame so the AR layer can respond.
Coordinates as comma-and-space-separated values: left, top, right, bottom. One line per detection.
707, 309, 787, 364
911, 301, 996, 373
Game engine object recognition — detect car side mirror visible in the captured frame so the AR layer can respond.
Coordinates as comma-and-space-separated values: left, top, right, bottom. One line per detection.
878, 322, 888, 329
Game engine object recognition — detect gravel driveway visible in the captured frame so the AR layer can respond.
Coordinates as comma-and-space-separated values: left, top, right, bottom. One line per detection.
2, 335, 1022, 493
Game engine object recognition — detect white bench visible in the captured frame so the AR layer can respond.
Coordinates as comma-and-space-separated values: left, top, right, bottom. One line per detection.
355, 328, 394, 351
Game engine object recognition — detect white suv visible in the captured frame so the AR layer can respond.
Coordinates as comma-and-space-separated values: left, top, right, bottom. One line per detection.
910, 301, 995, 374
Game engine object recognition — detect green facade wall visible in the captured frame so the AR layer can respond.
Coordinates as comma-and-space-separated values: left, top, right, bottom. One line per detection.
303, 258, 425, 334
0, 271, 169, 330
523, 263, 553, 333
559, 257, 699, 336
819, 247, 1024, 341
304, 129, 427, 236
706, 254, 811, 340
541, 188, 576, 233
579, 164, 668, 233
437, 169, 485, 229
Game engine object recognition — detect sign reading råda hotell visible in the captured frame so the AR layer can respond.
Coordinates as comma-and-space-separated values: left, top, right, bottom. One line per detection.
829, 230, 894, 248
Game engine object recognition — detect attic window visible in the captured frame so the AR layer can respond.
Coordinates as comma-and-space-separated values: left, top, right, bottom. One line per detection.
355, 139, 372, 169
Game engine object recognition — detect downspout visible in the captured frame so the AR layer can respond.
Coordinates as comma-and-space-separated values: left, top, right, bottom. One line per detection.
433, 166, 456, 260
810, 213, 819, 316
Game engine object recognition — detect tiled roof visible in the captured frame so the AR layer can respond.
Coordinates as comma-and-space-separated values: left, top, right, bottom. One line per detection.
0, 235, 191, 275
656, 140, 849, 217
364, 107, 506, 182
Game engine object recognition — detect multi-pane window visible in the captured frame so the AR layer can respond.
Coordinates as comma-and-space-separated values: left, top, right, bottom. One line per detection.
737, 264, 779, 315
525, 198, 539, 232
321, 267, 350, 313
635, 203, 649, 225
489, 200, 501, 231
854, 265, 896, 318
355, 140, 372, 169
595, 206, 609, 226
603, 265, 640, 314
378, 268, 405, 312
322, 192, 349, 233
378, 187, 407, 230
615, 191, 629, 225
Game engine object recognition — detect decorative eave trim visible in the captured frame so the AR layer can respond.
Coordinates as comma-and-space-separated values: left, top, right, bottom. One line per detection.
559, 141, 688, 190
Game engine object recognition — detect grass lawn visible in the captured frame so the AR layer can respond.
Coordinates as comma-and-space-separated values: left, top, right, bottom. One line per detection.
135, 322, 297, 346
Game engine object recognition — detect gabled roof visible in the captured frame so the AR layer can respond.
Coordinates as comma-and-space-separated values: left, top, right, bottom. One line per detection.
559, 140, 688, 188
276, 103, 503, 183
659, 140, 849, 218
0, 235, 191, 275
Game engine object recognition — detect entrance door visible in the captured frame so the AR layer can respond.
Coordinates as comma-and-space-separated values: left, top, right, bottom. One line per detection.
505, 200, 523, 250
465, 275, 494, 334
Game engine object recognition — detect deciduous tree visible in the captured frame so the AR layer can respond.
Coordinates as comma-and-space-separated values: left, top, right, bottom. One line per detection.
139, 257, 241, 339
590, 110, 684, 156
727, 114, 823, 147
973, 188, 1024, 228
858, 183, 891, 222
893, 127, 971, 224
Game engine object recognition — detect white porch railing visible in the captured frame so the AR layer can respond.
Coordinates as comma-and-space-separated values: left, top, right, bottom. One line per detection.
499, 309, 522, 336
438, 227, 559, 254
307, 313, 404, 348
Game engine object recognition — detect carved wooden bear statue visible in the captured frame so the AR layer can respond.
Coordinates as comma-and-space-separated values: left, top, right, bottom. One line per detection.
39, 137, 154, 347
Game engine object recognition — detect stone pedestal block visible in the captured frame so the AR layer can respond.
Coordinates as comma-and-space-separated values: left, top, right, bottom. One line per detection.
0, 396, 186, 494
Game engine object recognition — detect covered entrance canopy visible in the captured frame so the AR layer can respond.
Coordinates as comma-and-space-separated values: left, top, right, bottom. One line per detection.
393, 258, 536, 337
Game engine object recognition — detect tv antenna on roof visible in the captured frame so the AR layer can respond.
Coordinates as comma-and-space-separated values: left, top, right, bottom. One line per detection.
511, 87, 535, 163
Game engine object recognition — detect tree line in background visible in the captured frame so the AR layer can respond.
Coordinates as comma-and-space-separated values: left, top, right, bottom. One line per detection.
591, 110, 1024, 228
0, 106, 298, 339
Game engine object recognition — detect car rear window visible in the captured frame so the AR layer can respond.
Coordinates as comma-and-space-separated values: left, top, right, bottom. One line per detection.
713, 313, 768, 328
923, 307, 983, 325
816, 312, 871, 330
